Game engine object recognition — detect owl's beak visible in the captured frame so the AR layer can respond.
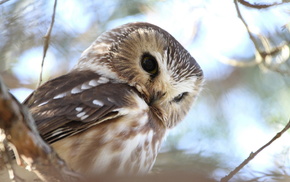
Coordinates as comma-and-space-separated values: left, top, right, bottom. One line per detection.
133, 83, 168, 126
134, 83, 151, 104
134, 82, 167, 106
148, 91, 166, 106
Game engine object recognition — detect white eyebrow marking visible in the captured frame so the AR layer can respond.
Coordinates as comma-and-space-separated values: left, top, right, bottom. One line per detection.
93, 100, 104, 106
81, 83, 92, 90
53, 93, 66, 99
98, 77, 109, 84
75, 107, 83, 112
77, 112, 86, 118
89, 80, 98, 87
71, 87, 82, 94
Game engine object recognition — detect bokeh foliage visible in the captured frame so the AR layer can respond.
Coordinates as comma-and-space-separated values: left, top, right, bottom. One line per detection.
1, 0, 290, 181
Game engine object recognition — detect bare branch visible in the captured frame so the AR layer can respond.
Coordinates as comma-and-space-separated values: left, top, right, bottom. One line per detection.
238, 0, 285, 9
0, 0, 10, 5
0, 77, 82, 182
218, 52, 262, 67
234, 0, 262, 57
260, 44, 289, 59
220, 119, 290, 182
38, 0, 57, 88
234, 0, 290, 74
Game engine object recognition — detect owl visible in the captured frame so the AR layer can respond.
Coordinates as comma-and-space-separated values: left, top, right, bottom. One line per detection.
24, 22, 203, 175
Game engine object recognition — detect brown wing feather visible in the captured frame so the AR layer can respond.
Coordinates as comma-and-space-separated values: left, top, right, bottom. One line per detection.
23, 70, 139, 144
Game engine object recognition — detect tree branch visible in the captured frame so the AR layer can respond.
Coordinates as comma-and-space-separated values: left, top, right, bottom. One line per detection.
234, 0, 290, 74
220, 119, 290, 182
234, 0, 262, 55
38, 0, 57, 87
0, 0, 10, 5
238, 0, 285, 9
0, 77, 82, 182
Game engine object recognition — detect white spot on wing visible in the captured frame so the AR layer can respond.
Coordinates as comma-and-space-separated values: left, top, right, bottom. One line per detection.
71, 87, 82, 94
107, 97, 114, 102
38, 101, 49, 106
112, 108, 129, 116
89, 80, 98, 87
98, 77, 109, 84
93, 99, 104, 106
75, 107, 83, 112
53, 93, 66, 99
81, 83, 92, 90
81, 115, 89, 120
77, 111, 86, 118
50, 128, 64, 137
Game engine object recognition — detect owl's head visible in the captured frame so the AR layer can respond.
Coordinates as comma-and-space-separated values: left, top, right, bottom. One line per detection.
76, 22, 203, 128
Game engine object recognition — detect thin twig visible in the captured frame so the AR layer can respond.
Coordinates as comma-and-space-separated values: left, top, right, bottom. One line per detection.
234, 0, 290, 74
220, 119, 290, 182
238, 0, 284, 9
0, 0, 10, 5
234, 0, 262, 56
235, 0, 289, 59
38, 0, 57, 88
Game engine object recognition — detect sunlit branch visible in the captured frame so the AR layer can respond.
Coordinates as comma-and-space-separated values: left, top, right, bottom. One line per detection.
234, 0, 290, 74
38, 0, 57, 88
220, 119, 290, 182
238, 0, 284, 9
218, 53, 262, 67
234, 0, 262, 56
0, 0, 10, 5
0, 77, 82, 182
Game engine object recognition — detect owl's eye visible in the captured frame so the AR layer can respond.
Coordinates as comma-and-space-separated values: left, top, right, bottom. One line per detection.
141, 54, 158, 76
173, 92, 188, 102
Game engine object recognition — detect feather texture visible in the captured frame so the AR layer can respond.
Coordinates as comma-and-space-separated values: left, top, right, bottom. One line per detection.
23, 22, 203, 175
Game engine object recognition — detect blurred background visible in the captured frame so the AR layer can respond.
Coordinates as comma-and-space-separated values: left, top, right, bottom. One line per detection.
1, 0, 290, 181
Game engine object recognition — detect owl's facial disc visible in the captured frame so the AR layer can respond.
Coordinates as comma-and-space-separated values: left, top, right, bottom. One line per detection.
76, 22, 204, 128
134, 44, 204, 128
139, 52, 190, 105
